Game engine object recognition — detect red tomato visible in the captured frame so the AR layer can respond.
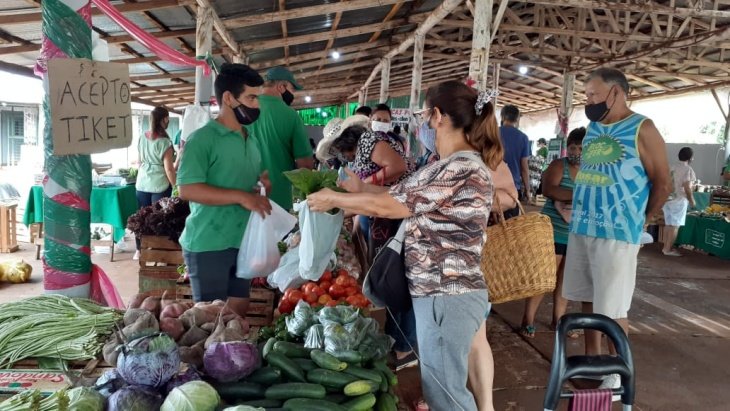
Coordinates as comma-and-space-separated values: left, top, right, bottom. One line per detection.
318, 294, 333, 305
336, 269, 349, 278
356, 294, 370, 308
325, 300, 338, 307
344, 286, 358, 297
288, 290, 303, 304
321, 271, 333, 282
345, 295, 360, 306
312, 285, 325, 297
335, 275, 350, 286
304, 291, 318, 304
278, 299, 294, 314
328, 284, 345, 298
303, 282, 318, 294
318, 281, 332, 292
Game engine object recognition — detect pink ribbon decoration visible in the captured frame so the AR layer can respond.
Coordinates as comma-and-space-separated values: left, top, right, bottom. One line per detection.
91, 0, 211, 75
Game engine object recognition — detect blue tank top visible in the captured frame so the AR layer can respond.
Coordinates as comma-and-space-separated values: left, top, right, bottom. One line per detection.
570, 113, 650, 244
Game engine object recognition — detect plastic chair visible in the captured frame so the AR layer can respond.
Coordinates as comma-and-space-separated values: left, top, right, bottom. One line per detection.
543, 313, 635, 411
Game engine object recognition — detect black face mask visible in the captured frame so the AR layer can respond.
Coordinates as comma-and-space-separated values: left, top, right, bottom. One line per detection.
281, 90, 295, 106
585, 86, 616, 122
233, 103, 260, 125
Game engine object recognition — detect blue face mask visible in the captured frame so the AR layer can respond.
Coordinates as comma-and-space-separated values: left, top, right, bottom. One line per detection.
418, 120, 437, 154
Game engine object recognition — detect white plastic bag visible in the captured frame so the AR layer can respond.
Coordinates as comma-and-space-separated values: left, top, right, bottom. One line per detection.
294, 200, 344, 280
267, 247, 307, 292
181, 105, 211, 143
236, 188, 298, 279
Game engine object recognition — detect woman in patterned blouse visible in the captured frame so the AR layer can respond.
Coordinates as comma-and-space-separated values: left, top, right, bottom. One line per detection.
309, 81, 503, 411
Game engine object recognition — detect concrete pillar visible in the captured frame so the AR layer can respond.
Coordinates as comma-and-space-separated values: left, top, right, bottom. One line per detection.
409, 34, 425, 112
468, 0, 493, 91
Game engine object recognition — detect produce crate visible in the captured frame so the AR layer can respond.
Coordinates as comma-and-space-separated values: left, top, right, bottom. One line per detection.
138, 235, 183, 296
0, 359, 112, 400
176, 284, 275, 327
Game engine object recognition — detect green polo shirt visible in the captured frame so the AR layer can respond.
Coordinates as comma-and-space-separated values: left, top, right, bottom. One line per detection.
245, 94, 312, 211
177, 120, 262, 252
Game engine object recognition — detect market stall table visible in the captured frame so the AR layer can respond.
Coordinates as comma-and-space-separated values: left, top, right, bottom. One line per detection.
676, 214, 730, 260
22, 185, 138, 261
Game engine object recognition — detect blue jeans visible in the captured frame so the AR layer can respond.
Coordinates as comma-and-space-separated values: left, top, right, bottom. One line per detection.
385, 307, 418, 353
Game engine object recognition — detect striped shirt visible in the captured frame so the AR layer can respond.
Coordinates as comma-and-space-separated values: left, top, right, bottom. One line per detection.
390, 151, 492, 297
541, 158, 575, 246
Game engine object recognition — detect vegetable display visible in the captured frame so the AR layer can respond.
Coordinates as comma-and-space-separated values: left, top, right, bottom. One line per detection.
107, 386, 163, 411
0, 295, 121, 368
127, 196, 190, 242
116, 333, 181, 388
161, 380, 220, 411
203, 341, 261, 382
277, 269, 370, 315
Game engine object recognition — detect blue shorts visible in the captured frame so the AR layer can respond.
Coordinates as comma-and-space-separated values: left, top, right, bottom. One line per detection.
183, 248, 251, 301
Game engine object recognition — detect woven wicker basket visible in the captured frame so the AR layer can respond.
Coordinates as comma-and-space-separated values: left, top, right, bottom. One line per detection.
481, 196, 557, 304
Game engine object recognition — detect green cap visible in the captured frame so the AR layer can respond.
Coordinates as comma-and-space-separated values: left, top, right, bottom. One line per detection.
265, 66, 303, 90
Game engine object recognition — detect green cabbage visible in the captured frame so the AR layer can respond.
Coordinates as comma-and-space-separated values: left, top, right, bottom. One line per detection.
161, 381, 220, 411
66, 387, 104, 411
223, 406, 264, 411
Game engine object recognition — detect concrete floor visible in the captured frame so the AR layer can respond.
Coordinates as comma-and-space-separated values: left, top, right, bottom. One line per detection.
1, 238, 729, 410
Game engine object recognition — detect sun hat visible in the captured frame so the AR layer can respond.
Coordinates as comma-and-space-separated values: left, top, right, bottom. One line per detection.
264, 66, 303, 90
316, 114, 369, 161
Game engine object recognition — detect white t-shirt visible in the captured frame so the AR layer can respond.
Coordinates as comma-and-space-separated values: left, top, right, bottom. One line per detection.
669, 163, 696, 201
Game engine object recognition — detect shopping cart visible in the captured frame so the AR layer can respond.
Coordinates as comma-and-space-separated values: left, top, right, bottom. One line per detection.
543, 313, 635, 411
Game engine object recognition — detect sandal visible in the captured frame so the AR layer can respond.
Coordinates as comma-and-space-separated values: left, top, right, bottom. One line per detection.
550, 323, 582, 339
520, 324, 536, 338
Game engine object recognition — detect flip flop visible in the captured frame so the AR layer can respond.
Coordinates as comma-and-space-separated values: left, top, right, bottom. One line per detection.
520, 324, 536, 338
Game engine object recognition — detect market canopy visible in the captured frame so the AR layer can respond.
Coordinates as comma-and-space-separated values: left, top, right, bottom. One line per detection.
0, 0, 728, 112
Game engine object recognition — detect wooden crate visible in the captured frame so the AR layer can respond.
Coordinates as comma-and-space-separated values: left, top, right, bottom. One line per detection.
138, 236, 183, 296
176, 285, 275, 327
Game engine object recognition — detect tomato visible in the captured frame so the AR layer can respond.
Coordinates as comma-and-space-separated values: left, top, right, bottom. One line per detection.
278, 299, 294, 314
318, 281, 331, 292
302, 282, 317, 294
321, 271, 333, 282
325, 300, 338, 307
304, 291, 318, 304
344, 286, 358, 297
313, 285, 326, 297
335, 275, 350, 286
336, 269, 349, 278
318, 294, 333, 305
356, 294, 370, 308
288, 290, 303, 304
346, 276, 359, 287
345, 295, 360, 306
283, 289, 292, 300
328, 284, 345, 298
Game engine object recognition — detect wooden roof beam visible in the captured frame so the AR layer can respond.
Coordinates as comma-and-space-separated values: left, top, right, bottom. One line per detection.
131, 71, 196, 81
223, 0, 413, 28
195, 0, 246, 61
517, 0, 730, 19
250, 40, 390, 70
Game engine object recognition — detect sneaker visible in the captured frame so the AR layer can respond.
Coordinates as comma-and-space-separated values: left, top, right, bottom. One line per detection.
598, 373, 621, 402
663, 250, 682, 257
395, 351, 418, 371
133, 250, 140, 260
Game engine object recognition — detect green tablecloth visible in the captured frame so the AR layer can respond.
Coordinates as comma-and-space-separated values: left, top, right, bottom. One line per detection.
23, 185, 138, 243
676, 214, 730, 260
694, 192, 710, 211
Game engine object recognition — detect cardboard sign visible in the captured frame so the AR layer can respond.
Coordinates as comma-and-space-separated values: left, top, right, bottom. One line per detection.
391, 108, 411, 126
0, 370, 73, 396
48, 58, 133, 155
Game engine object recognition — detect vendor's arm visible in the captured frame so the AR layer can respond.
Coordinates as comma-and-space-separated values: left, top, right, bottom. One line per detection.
542, 159, 573, 202
638, 119, 671, 221
309, 189, 411, 219
363, 141, 408, 185
162, 147, 177, 188
178, 184, 271, 217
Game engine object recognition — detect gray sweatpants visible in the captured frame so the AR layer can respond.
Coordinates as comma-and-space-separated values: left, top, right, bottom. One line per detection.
412, 290, 489, 411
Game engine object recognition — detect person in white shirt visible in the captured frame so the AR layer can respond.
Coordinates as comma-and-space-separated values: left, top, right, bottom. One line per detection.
662, 147, 697, 256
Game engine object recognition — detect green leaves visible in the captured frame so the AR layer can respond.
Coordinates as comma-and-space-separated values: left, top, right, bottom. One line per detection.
284, 169, 339, 199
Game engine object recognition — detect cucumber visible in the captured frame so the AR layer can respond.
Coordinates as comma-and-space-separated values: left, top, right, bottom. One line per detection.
342, 393, 377, 411
375, 392, 398, 411
330, 350, 362, 364
307, 368, 359, 389
343, 380, 380, 396
247, 366, 283, 385
267, 351, 307, 383
293, 358, 318, 372
212, 381, 265, 401
237, 398, 283, 408
372, 362, 398, 386
343, 365, 383, 384
311, 350, 348, 371
274, 341, 313, 358
378, 370, 388, 392
265, 382, 327, 400
263, 337, 277, 359
283, 398, 347, 411
325, 393, 349, 404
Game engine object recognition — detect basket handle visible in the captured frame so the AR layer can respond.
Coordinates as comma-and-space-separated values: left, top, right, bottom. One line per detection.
492, 190, 525, 226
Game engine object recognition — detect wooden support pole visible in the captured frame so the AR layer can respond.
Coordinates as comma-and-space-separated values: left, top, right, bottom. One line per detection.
358, 90, 365, 107
410, 34, 425, 113
195, 5, 213, 105
492, 62, 501, 105
468, 0, 493, 90
558, 71, 576, 141
379, 58, 391, 104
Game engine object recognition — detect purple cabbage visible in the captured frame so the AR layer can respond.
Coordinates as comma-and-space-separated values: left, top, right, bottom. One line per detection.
108, 386, 163, 411
94, 369, 128, 398
117, 332, 180, 388
203, 341, 261, 382
165, 367, 201, 395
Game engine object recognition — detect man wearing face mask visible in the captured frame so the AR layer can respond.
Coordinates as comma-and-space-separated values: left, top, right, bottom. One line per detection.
563, 68, 671, 393
177, 63, 273, 318
245, 66, 314, 212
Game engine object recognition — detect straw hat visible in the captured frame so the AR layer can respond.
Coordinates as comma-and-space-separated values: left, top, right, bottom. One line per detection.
316, 114, 369, 161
